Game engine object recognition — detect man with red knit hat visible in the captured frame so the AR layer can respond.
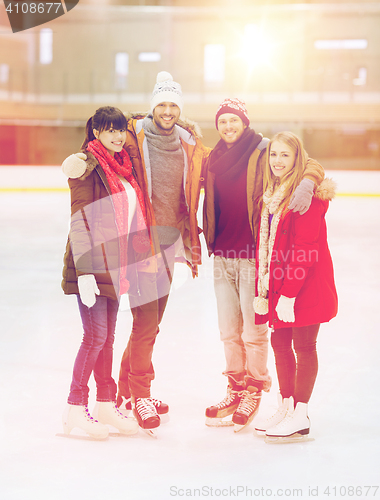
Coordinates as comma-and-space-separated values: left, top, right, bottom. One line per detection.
202, 97, 325, 432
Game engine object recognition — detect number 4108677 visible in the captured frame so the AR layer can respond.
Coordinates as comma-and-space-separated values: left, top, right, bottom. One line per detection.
6, 3, 63, 14
323, 486, 379, 497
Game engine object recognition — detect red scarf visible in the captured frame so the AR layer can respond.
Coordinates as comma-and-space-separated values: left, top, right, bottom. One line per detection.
87, 139, 148, 295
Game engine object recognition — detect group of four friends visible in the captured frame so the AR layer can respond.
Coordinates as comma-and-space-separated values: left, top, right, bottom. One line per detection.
60, 71, 338, 441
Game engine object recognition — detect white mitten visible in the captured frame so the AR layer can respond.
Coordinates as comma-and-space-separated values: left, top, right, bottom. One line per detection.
62, 153, 87, 179
119, 293, 130, 312
288, 178, 315, 215
78, 274, 100, 308
275, 295, 296, 323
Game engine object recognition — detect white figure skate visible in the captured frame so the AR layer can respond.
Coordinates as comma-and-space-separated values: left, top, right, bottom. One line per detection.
93, 401, 139, 436
254, 394, 290, 436
61, 404, 109, 440
265, 397, 314, 444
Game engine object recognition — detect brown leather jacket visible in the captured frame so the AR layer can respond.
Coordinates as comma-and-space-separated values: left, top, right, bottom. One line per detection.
61, 152, 153, 300
62, 153, 122, 300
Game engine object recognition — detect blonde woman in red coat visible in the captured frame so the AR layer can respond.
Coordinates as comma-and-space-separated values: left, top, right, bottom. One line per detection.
253, 131, 338, 442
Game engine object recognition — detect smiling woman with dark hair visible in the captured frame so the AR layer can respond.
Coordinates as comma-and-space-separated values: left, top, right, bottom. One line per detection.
61, 106, 147, 439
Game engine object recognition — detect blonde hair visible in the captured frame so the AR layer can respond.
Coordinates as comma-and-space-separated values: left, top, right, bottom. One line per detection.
263, 131, 308, 209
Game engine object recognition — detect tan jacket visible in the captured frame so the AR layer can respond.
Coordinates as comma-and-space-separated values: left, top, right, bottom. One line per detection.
125, 114, 210, 276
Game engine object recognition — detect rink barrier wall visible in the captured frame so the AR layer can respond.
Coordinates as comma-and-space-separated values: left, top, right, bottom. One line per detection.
0, 187, 379, 197
0, 166, 379, 196
335, 193, 380, 197
0, 187, 68, 192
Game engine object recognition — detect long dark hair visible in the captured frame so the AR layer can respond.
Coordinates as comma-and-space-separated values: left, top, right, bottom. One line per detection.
81, 106, 127, 150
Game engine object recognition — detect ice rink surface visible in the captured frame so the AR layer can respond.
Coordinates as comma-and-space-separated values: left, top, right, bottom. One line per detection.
0, 167, 379, 500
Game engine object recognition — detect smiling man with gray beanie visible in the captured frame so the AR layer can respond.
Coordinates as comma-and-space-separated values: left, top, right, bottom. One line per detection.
113, 71, 209, 433
115, 72, 208, 434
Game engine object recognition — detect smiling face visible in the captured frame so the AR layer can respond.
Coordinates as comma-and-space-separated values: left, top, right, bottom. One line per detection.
269, 140, 296, 179
217, 113, 247, 148
94, 126, 126, 156
152, 102, 181, 135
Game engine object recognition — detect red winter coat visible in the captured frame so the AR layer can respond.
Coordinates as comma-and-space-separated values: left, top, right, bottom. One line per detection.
256, 178, 338, 329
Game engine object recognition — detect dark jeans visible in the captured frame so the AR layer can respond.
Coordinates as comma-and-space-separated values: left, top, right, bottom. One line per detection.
68, 295, 119, 406
118, 247, 173, 399
271, 323, 320, 405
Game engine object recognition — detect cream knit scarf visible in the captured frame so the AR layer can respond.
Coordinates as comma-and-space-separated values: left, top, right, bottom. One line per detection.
253, 181, 289, 315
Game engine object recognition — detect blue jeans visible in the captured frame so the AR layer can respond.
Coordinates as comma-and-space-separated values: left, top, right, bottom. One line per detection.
67, 295, 119, 406
214, 256, 271, 392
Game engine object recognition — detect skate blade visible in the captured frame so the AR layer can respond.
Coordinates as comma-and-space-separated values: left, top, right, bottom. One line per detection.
233, 424, 246, 433
142, 428, 158, 438
233, 420, 253, 433
233, 413, 256, 433
56, 432, 108, 441
107, 425, 139, 437
265, 433, 314, 444
253, 429, 266, 437
205, 417, 234, 427
108, 430, 139, 438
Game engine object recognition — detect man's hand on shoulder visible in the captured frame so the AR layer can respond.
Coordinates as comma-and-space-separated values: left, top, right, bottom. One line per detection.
288, 178, 315, 215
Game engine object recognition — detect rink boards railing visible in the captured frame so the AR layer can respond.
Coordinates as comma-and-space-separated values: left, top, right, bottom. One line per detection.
0, 167, 379, 197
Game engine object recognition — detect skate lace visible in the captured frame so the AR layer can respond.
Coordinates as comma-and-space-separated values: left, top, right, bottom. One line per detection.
271, 409, 294, 429
215, 387, 241, 409
149, 398, 162, 408
84, 405, 99, 423
135, 398, 157, 420
112, 402, 127, 418
265, 406, 287, 426
236, 391, 261, 417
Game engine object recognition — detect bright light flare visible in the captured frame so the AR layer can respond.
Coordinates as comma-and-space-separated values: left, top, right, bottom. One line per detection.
239, 23, 276, 69
204, 44, 225, 83
39, 28, 53, 65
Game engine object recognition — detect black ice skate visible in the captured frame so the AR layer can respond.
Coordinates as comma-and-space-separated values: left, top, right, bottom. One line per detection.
133, 397, 161, 437
205, 385, 243, 427
232, 389, 262, 433
117, 394, 169, 415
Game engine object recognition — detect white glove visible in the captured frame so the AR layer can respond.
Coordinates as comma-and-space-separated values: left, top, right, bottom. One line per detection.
275, 295, 296, 323
78, 274, 100, 308
62, 153, 87, 179
288, 178, 315, 215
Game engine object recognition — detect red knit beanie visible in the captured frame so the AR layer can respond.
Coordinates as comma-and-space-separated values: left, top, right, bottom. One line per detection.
215, 98, 250, 129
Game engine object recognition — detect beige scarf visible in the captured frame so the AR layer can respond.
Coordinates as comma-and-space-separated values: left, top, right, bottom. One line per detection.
253, 181, 289, 315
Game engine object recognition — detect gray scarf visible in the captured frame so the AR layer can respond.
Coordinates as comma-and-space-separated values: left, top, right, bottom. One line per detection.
143, 116, 182, 153
142, 117, 185, 245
